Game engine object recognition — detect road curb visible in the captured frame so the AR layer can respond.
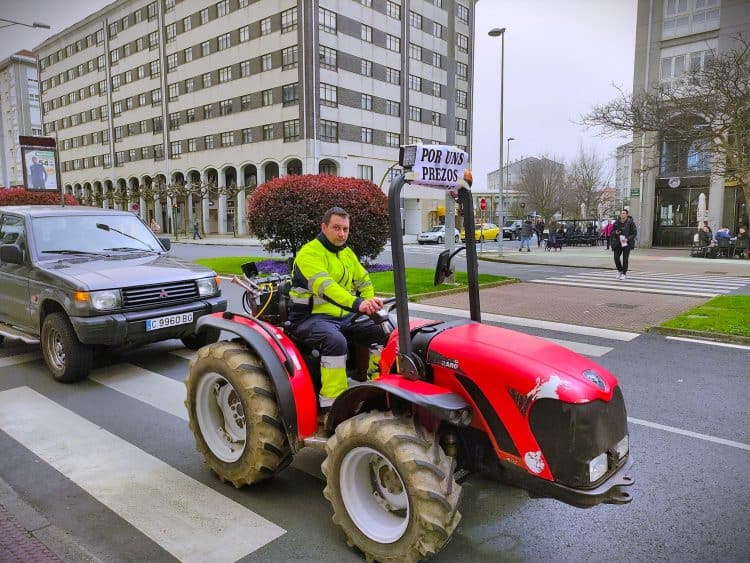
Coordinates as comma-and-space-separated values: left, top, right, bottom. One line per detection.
645, 326, 750, 346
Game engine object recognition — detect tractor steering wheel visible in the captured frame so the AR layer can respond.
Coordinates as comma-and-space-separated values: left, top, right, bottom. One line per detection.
351, 297, 397, 326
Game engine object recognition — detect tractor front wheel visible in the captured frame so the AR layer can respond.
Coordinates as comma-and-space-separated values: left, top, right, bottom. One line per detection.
322, 411, 461, 562
185, 341, 291, 487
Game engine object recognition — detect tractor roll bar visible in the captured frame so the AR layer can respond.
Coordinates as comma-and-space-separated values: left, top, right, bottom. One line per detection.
388, 173, 481, 379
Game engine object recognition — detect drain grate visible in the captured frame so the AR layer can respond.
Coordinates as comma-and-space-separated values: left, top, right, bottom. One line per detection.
605, 303, 638, 309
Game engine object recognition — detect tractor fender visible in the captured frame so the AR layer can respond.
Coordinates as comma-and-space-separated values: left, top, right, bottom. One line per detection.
327, 375, 472, 434
196, 313, 317, 450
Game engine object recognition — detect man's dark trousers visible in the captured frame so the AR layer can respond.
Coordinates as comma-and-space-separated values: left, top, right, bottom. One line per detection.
613, 246, 631, 274
291, 314, 386, 362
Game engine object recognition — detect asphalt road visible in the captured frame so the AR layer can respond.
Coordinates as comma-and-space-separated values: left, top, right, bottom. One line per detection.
0, 243, 748, 562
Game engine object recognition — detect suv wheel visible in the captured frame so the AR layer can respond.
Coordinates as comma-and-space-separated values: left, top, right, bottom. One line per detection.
181, 328, 220, 350
41, 312, 92, 383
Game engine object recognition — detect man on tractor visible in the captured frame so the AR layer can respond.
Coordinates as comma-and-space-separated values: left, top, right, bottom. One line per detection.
287, 207, 386, 409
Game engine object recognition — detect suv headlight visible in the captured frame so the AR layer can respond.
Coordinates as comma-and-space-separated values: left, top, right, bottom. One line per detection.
588, 452, 608, 483
89, 289, 122, 310
196, 276, 219, 297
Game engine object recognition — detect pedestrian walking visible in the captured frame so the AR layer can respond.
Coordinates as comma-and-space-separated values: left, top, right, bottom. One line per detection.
535, 217, 545, 248
192, 219, 202, 240
602, 219, 614, 250
519, 218, 533, 252
611, 210, 637, 280
149, 218, 161, 234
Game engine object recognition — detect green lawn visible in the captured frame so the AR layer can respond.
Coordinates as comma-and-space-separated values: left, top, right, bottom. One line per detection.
195, 256, 513, 297
661, 295, 750, 338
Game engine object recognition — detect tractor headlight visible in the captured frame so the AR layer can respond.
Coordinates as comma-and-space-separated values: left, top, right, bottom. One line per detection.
89, 289, 122, 310
196, 277, 219, 297
588, 452, 608, 483
615, 435, 629, 459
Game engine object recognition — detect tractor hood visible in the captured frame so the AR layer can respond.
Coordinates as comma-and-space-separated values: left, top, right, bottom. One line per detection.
425, 322, 618, 403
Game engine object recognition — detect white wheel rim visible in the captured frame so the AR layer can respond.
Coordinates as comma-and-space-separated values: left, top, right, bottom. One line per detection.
339, 446, 409, 544
195, 372, 246, 462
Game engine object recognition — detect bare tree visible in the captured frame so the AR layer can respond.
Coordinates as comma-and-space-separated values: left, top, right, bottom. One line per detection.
515, 156, 567, 222
567, 146, 613, 219
583, 35, 750, 215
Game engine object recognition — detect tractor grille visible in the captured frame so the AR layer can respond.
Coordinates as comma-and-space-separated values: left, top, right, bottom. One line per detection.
122, 280, 198, 308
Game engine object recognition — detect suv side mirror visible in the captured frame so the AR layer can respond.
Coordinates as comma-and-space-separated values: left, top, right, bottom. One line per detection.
158, 237, 171, 251
0, 244, 23, 264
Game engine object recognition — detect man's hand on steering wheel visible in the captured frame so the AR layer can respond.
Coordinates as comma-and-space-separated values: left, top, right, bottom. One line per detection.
358, 297, 383, 316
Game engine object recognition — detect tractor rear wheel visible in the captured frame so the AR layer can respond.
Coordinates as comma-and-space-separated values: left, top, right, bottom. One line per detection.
185, 341, 291, 487
322, 411, 461, 562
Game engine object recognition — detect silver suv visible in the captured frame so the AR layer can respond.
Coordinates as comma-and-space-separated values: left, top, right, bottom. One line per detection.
502, 219, 523, 240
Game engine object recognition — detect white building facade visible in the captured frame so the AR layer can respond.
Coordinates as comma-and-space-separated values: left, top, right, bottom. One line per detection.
615, 142, 631, 210
35, 0, 476, 235
0, 50, 43, 189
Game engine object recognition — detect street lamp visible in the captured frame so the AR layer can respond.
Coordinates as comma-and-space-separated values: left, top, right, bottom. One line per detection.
488, 27, 506, 256
0, 18, 51, 30
506, 136, 515, 200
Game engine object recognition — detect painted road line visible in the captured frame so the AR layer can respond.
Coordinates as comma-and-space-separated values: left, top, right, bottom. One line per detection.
559, 273, 743, 289
409, 303, 639, 341
169, 348, 197, 361
90, 363, 187, 420
529, 279, 719, 297
628, 416, 750, 452
0, 387, 285, 562
0, 352, 42, 369
665, 336, 750, 351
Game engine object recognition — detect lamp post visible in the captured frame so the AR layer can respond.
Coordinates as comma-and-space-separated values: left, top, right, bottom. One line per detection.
489, 27, 506, 256
0, 18, 51, 30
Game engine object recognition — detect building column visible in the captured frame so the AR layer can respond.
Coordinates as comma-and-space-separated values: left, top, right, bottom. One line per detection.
218, 173, 227, 235
235, 185, 247, 236
707, 153, 726, 231
101, 185, 109, 209
154, 196, 163, 231
187, 194, 194, 226
166, 195, 174, 233
201, 171, 210, 234
139, 195, 146, 220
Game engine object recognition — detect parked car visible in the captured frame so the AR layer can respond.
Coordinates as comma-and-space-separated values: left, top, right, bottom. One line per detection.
502, 219, 524, 240
0, 206, 227, 383
417, 225, 460, 244
461, 222, 501, 242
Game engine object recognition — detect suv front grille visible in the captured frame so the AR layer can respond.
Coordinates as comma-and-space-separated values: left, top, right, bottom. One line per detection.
122, 280, 198, 308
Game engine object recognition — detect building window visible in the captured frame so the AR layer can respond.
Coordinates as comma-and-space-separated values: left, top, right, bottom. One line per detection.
261, 16, 272, 35
263, 124, 274, 140
111, 75, 121, 89
201, 41, 211, 57
109, 21, 118, 38
318, 45, 338, 70
409, 43, 422, 61
433, 22, 444, 38
186, 108, 195, 122
204, 135, 214, 149
456, 117, 466, 134
220, 99, 232, 115
152, 116, 162, 131
183, 16, 192, 32
386, 100, 400, 116
218, 33, 231, 50
432, 83, 442, 97
185, 78, 195, 92
361, 94, 372, 110
200, 8, 209, 24
456, 90, 467, 108
169, 112, 180, 130
217, 0, 229, 17
282, 46, 298, 69
284, 119, 300, 141
386, 1, 401, 19
386, 132, 400, 147
241, 94, 251, 110
456, 61, 468, 79
154, 144, 164, 160
139, 119, 148, 132
262, 53, 273, 71
408, 75, 422, 91
167, 53, 178, 72
241, 60, 251, 77
386, 35, 400, 52
219, 66, 232, 83
320, 119, 338, 142
432, 52, 442, 67
171, 141, 182, 157
257, 89, 271, 106
358, 165, 373, 181
319, 7, 336, 34
151, 88, 161, 105
166, 23, 176, 42
456, 3, 469, 24
202, 72, 212, 88
456, 33, 469, 53
359, 0, 372, 6
281, 8, 297, 33
150, 60, 160, 78
361, 24, 372, 42
240, 25, 250, 42
149, 31, 158, 49
188, 138, 197, 152
432, 112, 441, 126
184, 47, 193, 62
361, 127, 373, 143
221, 131, 235, 146
168, 83, 179, 100
147, 1, 157, 20
320, 83, 337, 107
242, 128, 252, 143
409, 106, 421, 121
203, 104, 213, 118
283, 83, 298, 106
386, 67, 400, 84
361, 59, 372, 77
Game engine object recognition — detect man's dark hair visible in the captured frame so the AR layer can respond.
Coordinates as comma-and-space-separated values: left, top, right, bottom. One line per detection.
322, 206, 349, 224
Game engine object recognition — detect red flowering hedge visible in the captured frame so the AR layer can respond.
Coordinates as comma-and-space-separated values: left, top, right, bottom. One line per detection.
247, 175, 388, 259
0, 188, 78, 206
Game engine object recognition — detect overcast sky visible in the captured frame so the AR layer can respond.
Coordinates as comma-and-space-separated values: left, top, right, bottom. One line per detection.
1, 0, 637, 185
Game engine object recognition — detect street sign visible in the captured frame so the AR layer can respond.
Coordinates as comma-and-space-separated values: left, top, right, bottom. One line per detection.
480, 198, 486, 211
409, 145, 468, 189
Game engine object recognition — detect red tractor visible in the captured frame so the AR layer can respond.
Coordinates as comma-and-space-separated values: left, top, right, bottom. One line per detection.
184, 146, 633, 562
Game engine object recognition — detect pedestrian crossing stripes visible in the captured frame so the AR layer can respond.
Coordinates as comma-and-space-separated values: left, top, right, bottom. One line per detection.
530, 271, 749, 297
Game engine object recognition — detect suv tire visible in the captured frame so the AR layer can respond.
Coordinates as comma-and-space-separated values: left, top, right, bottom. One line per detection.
181, 327, 220, 350
41, 312, 92, 383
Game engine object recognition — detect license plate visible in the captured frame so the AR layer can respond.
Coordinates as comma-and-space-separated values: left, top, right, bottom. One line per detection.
145, 312, 193, 331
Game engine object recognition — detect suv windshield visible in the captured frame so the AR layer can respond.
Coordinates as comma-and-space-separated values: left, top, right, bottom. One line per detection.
32, 214, 163, 258
504, 220, 519, 227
